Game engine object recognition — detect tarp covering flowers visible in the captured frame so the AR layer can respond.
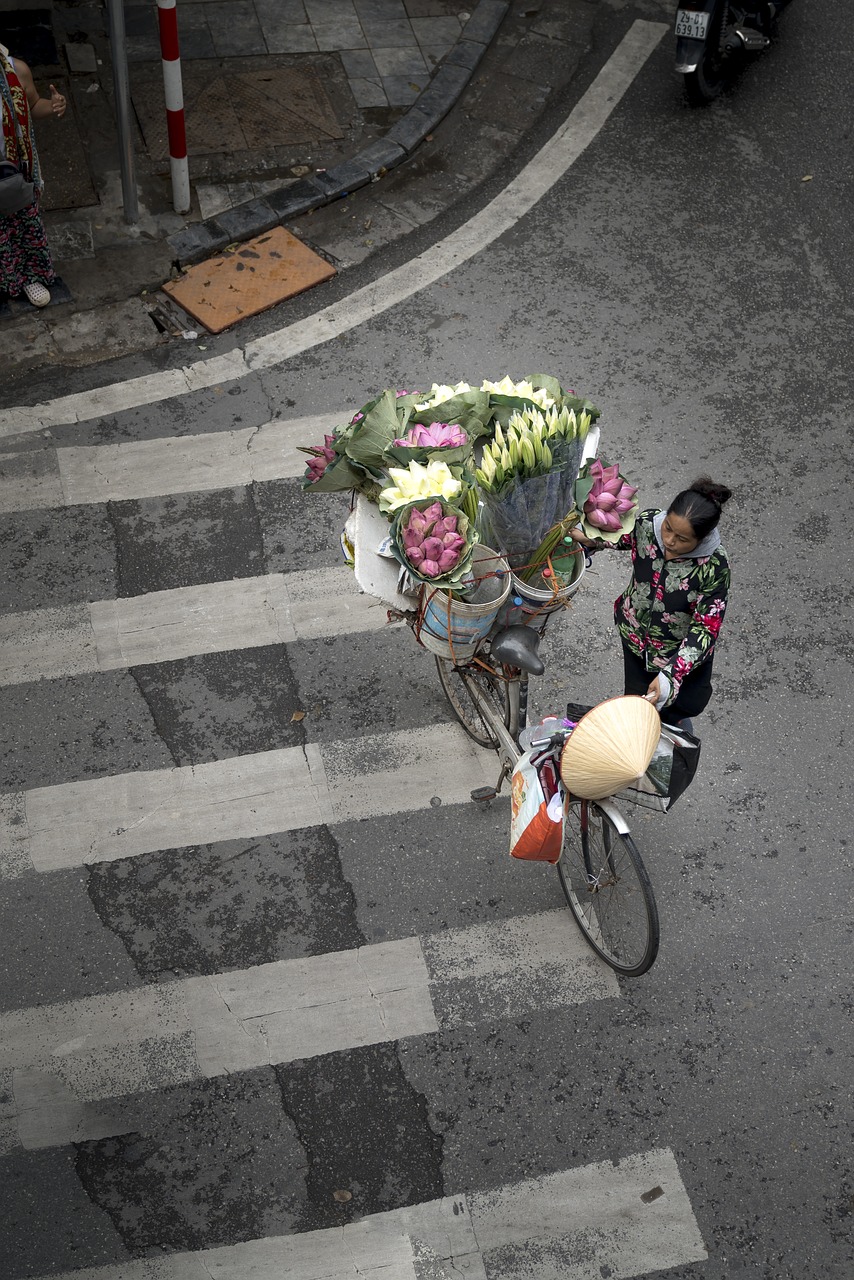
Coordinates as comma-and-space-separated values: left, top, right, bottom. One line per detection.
299, 374, 636, 603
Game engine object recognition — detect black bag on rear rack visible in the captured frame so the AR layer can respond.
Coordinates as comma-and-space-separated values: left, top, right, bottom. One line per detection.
565, 702, 701, 812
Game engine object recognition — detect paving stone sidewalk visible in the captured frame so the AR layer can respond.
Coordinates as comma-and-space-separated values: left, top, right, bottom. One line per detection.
0, 0, 605, 378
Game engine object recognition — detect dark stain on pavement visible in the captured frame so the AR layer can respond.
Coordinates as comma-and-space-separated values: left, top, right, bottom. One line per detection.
130, 644, 302, 765
86, 826, 365, 980
74, 1069, 305, 1253
252, 477, 352, 571
0, 670, 174, 789
110, 487, 266, 595
0, 505, 117, 611
276, 1042, 444, 1232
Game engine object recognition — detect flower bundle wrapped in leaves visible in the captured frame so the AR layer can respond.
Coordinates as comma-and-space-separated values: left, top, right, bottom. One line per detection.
575, 458, 638, 542
479, 374, 601, 439
300, 372, 608, 602
378, 459, 464, 514
383, 421, 472, 469
298, 429, 384, 497
389, 498, 476, 588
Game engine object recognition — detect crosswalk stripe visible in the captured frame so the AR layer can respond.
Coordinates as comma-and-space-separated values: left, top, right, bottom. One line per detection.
3, 911, 618, 1151
30, 1149, 707, 1280
0, 413, 341, 512
0, 348, 252, 439
0, 568, 396, 685
1, 726, 495, 876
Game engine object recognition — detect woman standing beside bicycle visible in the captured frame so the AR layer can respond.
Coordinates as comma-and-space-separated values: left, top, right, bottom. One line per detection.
572, 477, 731, 732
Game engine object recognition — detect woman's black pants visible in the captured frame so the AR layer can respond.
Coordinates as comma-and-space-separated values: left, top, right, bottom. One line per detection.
621, 644, 713, 726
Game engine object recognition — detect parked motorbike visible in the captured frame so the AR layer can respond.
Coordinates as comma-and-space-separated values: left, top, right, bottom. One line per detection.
675, 2, 778, 103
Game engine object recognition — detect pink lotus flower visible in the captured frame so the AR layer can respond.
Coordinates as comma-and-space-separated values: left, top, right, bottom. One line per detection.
423, 536, 444, 560
399, 500, 467, 579
304, 434, 337, 483
583, 461, 637, 535
392, 422, 468, 449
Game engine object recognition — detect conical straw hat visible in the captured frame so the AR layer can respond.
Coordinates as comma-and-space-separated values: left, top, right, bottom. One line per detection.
559, 695, 660, 799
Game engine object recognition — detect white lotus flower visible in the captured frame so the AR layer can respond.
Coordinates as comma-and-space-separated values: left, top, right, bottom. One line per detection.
480, 376, 555, 409
379, 460, 463, 511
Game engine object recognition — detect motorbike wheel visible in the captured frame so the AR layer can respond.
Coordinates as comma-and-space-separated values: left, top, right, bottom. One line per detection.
683, 2, 730, 104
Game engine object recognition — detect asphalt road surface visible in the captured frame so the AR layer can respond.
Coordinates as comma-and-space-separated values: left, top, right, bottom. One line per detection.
1, 3, 852, 1278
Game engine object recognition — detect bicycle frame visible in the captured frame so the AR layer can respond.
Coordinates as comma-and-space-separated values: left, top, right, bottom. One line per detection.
463, 663, 524, 780
458, 660, 632, 837
434, 627, 659, 975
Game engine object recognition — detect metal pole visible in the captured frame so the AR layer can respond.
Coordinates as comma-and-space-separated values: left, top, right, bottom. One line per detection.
106, 0, 139, 224
156, 0, 191, 214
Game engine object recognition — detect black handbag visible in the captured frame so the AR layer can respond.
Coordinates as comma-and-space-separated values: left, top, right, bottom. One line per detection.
0, 158, 34, 214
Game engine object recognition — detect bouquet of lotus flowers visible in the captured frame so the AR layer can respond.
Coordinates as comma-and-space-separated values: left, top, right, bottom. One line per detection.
383, 421, 472, 470
575, 458, 639, 543
298, 429, 385, 498
473, 397, 595, 569
300, 385, 490, 495
388, 498, 476, 588
301, 373, 608, 605
478, 374, 600, 436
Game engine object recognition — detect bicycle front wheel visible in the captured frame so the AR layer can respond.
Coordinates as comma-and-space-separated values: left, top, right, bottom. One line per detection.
435, 656, 510, 748
558, 801, 659, 976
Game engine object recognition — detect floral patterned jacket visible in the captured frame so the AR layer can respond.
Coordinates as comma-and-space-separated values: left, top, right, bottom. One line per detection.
609, 508, 730, 705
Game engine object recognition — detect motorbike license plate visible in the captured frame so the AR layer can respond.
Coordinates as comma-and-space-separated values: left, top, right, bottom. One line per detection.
674, 9, 711, 39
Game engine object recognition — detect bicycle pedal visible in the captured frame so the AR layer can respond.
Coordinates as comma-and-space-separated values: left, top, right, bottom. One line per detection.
471, 786, 498, 803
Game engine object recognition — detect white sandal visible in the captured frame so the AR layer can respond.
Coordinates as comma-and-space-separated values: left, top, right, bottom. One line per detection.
23, 281, 51, 308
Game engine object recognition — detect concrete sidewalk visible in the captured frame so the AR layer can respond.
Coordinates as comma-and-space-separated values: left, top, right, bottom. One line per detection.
1, 0, 600, 376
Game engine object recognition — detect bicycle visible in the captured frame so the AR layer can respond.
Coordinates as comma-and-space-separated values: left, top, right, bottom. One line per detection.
432, 619, 661, 978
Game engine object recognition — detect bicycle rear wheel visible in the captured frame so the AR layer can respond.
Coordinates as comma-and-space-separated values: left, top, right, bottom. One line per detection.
435, 656, 510, 748
558, 801, 659, 976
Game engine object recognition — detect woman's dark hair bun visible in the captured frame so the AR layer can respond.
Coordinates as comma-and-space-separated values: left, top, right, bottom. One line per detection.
669, 475, 731, 539
689, 477, 732, 509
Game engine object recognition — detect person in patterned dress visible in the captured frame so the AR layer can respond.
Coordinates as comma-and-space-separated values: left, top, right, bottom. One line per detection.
573, 477, 732, 731
1, 42, 66, 307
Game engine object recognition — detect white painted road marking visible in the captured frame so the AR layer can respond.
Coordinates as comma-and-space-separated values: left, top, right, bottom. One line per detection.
0, 568, 395, 685
0, 414, 340, 512
3, 912, 617, 1151
0, 726, 495, 875
29, 1149, 707, 1280
0, 20, 668, 437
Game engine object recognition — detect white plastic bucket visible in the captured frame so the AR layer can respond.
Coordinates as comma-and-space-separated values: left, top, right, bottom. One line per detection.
419, 544, 511, 659
500, 549, 586, 627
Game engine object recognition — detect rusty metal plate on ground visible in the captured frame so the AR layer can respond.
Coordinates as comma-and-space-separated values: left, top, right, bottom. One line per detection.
132, 60, 344, 162
161, 226, 336, 334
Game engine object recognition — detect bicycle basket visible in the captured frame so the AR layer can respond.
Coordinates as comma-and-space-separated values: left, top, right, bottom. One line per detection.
564, 702, 701, 811
613, 724, 701, 812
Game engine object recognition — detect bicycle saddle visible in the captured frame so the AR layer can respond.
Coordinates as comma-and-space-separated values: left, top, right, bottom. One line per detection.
490, 625, 545, 675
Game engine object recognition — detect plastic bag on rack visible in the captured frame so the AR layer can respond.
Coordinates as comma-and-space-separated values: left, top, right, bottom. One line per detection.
509, 750, 565, 862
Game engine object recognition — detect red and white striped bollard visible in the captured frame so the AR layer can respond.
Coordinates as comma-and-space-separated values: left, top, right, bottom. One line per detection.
156, 0, 191, 214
